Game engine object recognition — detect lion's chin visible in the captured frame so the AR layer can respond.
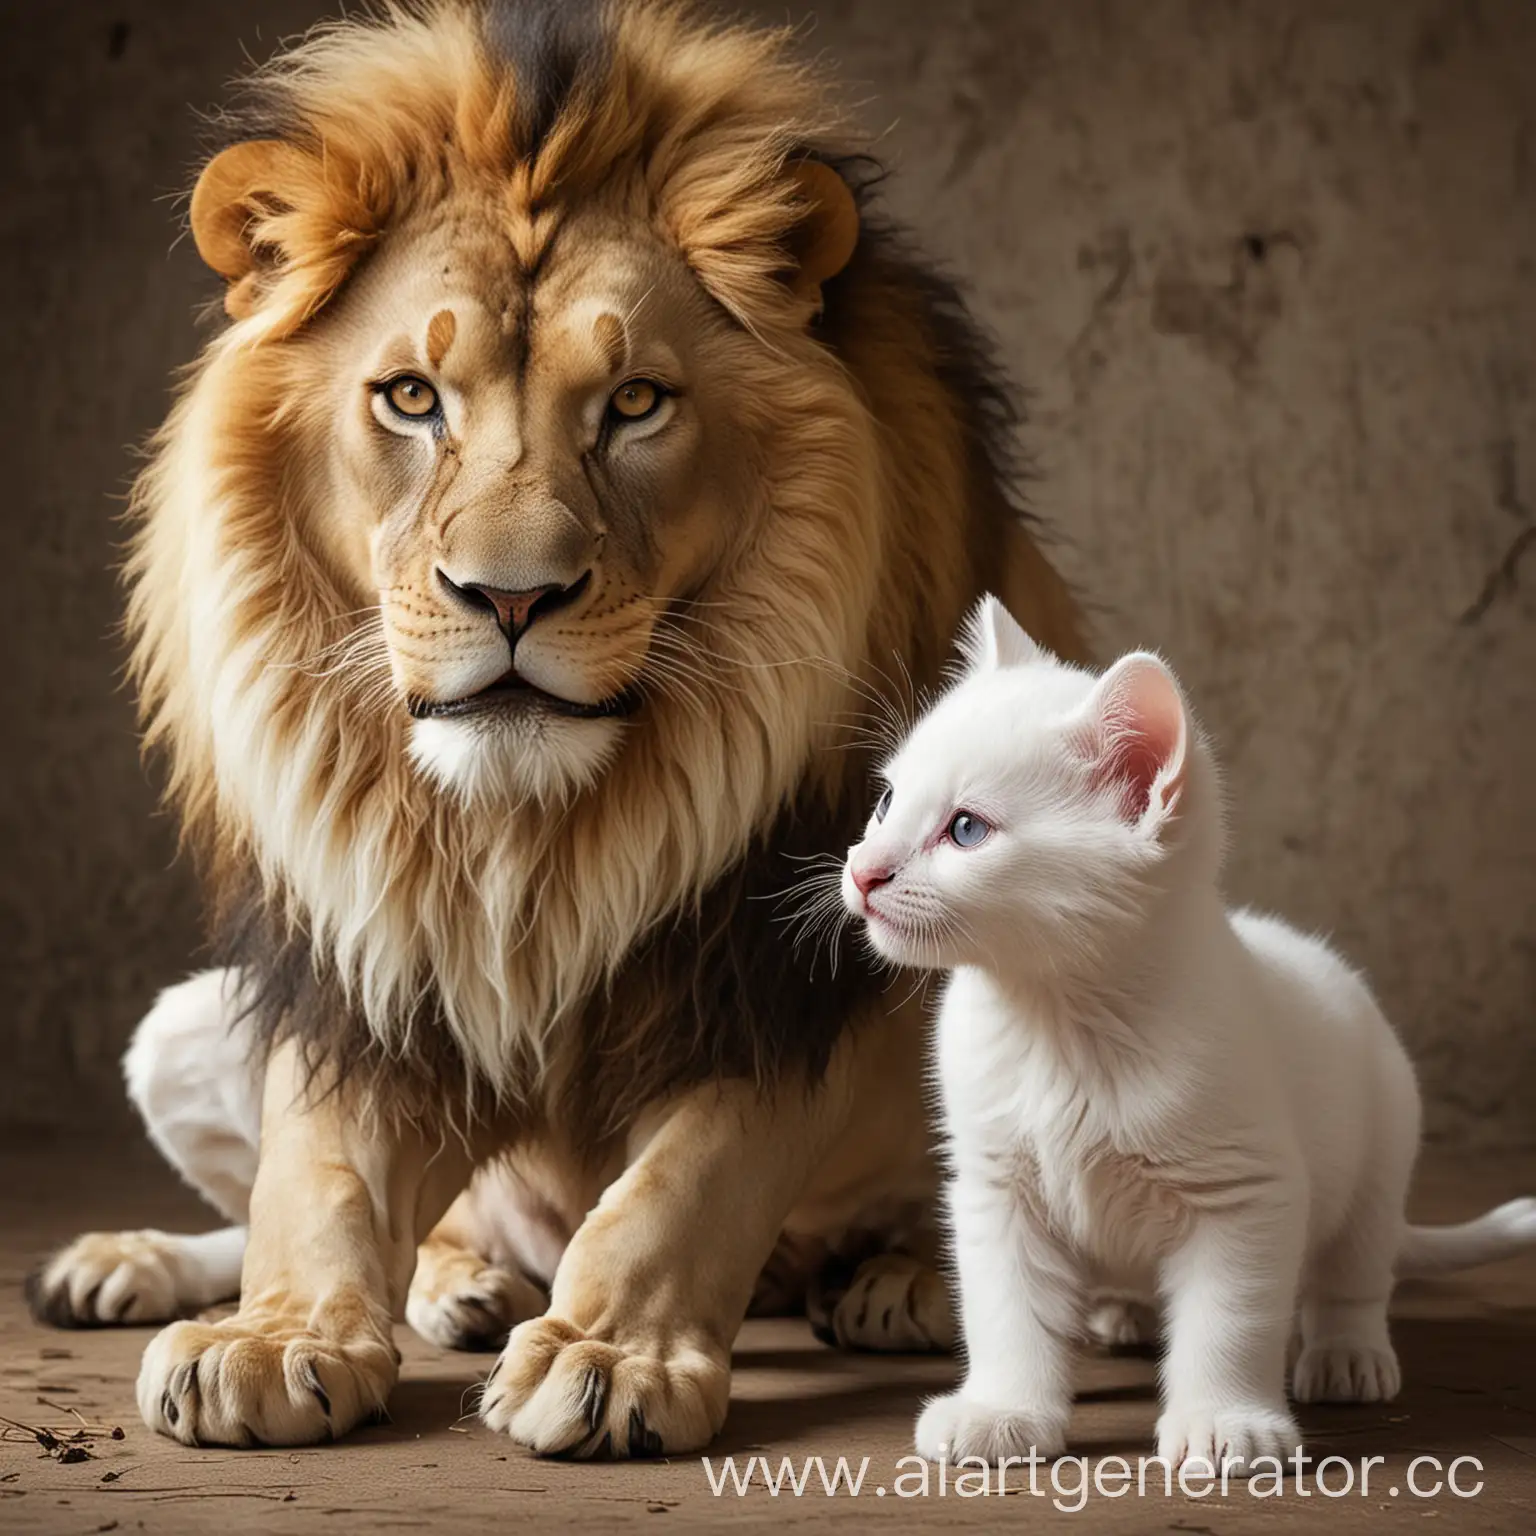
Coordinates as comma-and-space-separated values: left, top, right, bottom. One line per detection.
408, 712, 624, 806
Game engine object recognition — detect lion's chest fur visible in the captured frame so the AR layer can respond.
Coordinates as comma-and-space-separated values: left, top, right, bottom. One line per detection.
214, 736, 880, 1145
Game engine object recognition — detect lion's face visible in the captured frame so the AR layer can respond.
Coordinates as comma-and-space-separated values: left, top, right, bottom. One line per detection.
288, 195, 758, 800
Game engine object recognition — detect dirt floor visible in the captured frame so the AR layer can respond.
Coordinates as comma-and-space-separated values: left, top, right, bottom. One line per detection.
1, 1137, 1533, 1534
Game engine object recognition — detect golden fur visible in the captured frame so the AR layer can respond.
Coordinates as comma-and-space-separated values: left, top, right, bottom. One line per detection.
72, 0, 1092, 1455
127, 0, 1082, 1122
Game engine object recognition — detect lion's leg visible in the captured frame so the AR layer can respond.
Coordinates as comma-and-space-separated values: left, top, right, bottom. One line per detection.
480, 1052, 858, 1458
29, 970, 257, 1328
136, 1041, 474, 1447
407, 1190, 548, 1352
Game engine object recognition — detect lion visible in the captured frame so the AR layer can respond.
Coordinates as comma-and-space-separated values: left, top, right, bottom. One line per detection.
29, 0, 1086, 1456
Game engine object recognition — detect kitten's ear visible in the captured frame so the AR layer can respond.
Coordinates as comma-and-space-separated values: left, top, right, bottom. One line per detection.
1076, 653, 1189, 828
959, 594, 1043, 673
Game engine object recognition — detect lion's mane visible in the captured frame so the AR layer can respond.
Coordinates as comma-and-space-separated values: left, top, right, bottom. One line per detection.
126, 0, 1082, 1144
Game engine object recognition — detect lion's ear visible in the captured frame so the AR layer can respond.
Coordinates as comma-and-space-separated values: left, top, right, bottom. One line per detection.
190, 139, 314, 321
786, 160, 859, 309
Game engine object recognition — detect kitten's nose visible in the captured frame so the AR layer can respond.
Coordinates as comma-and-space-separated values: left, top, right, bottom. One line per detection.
852, 862, 895, 899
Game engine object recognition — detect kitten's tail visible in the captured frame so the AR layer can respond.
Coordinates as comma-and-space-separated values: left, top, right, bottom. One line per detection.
1396, 1198, 1536, 1278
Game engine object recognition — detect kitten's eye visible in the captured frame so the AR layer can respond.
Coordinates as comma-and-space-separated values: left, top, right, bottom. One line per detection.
948, 811, 992, 848
383, 375, 439, 419
609, 378, 663, 422
874, 786, 893, 822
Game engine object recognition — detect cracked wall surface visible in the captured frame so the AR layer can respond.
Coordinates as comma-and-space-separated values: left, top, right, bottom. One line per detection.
1, 0, 1531, 1144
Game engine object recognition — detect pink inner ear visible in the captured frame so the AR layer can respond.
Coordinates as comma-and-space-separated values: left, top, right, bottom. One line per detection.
1082, 658, 1187, 824
1089, 731, 1160, 821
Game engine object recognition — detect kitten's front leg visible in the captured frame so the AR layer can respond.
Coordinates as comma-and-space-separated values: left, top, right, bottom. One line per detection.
915, 1174, 1080, 1464
1157, 1201, 1305, 1477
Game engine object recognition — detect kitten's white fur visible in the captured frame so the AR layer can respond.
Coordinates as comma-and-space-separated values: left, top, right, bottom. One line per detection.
842, 596, 1536, 1474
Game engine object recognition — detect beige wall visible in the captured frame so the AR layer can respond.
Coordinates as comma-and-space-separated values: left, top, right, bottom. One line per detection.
2, 1, 1530, 1144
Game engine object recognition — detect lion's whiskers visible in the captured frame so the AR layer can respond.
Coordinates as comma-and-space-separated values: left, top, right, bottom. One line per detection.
634, 604, 919, 762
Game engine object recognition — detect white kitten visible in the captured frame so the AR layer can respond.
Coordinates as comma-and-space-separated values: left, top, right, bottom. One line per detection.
842, 595, 1536, 1475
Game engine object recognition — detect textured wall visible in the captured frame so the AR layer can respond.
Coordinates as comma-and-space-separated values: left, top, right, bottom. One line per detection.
1, 1, 1531, 1144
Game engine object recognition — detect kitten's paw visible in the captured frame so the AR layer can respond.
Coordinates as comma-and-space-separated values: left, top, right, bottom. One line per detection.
28, 1231, 197, 1327
1084, 1292, 1158, 1351
828, 1255, 954, 1353
406, 1246, 546, 1352
1293, 1341, 1401, 1403
1156, 1403, 1301, 1478
914, 1391, 1067, 1464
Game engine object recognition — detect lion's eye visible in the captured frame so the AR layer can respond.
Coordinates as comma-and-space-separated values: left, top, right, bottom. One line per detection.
609, 378, 662, 422
384, 376, 439, 419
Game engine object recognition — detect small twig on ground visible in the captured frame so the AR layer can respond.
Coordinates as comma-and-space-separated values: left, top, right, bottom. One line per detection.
0, 1410, 124, 1462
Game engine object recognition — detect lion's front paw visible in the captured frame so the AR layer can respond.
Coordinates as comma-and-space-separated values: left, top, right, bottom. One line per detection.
407, 1248, 547, 1352
27, 1231, 221, 1328
481, 1316, 729, 1458
829, 1255, 955, 1353
914, 1390, 1067, 1464
137, 1313, 397, 1447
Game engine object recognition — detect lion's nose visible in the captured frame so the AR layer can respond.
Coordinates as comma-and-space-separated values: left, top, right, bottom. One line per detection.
437, 568, 591, 646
